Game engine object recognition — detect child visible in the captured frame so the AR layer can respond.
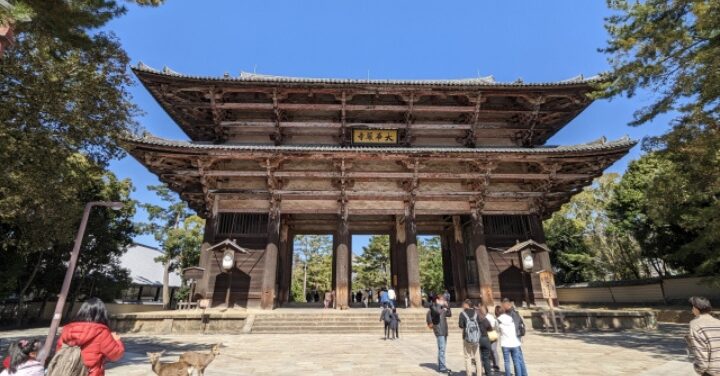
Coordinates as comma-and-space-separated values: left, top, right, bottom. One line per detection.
390, 308, 401, 339
0, 339, 44, 376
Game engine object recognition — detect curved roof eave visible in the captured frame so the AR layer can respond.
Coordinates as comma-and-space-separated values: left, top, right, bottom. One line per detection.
122, 135, 636, 156
132, 64, 606, 89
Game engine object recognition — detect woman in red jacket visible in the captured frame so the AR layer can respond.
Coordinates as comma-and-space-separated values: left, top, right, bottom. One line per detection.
55, 298, 124, 376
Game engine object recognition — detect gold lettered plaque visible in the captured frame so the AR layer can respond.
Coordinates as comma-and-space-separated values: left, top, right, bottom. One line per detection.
351, 128, 398, 145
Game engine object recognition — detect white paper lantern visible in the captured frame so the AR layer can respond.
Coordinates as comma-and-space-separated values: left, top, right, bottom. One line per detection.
522, 254, 534, 271
222, 250, 235, 271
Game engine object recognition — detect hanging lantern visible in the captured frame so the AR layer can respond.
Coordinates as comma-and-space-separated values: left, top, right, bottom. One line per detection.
222, 249, 235, 272
521, 250, 534, 272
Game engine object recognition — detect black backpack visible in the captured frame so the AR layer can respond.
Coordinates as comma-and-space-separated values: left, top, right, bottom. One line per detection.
511, 309, 526, 337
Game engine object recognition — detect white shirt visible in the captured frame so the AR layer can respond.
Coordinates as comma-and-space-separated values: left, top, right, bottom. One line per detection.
485, 313, 498, 329
388, 289, 396, 300
497, 313, 521, 348
0, 360, 45, 376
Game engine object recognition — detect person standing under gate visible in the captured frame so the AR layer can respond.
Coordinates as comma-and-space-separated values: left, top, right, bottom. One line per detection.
323, 291, 332, 309
687, 296, 720, 375
388, 287, 397, 309
390, 308, 401, 340
458, 299, 493, 376
380, 305, 392, 340
380, 288, 390, 308
426, 294, 452, 374
498, 306, 528, 376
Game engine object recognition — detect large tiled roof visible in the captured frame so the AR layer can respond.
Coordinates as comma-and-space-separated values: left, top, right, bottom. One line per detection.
134, 63, 604, 88
125, 135, 636, 155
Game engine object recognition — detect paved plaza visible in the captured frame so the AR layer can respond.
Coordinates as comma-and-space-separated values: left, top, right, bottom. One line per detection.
0, 323, 694, 375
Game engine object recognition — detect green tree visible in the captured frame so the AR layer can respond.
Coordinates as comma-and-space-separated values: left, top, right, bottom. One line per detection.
353, 235, 390, 290
290, 235, 332, 302
139, 184, 195, 309
543, 215, 595, 284
601, 0, 720, 278
545, 174, 650, 281
419, 236, 444, 294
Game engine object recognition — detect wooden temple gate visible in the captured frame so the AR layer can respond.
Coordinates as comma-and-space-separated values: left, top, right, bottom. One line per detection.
124, 65, 634, 309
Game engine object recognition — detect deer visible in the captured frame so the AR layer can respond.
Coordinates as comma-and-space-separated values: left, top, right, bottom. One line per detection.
179, 343, 221, 376
147, 351, 192, 376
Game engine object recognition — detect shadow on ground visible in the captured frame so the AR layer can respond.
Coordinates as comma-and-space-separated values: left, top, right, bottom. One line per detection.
537, 323, 688, 362
107, 337, 217, 369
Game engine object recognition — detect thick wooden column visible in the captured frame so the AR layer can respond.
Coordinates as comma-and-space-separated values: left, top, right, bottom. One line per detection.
450, 216, 468, 302
261, 204, 281, 310
393, 216, 409, 300
405, 203, 422, 308
530, 214, 553, 271
471, 211, 495, 307
334, 212, 350, 309
277, 221, 291, 305
197, 216, 216, 300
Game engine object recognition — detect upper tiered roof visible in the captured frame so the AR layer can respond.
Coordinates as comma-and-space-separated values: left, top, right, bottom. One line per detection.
133, 64, 603, 147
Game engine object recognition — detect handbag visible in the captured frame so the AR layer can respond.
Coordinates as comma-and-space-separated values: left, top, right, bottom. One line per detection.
487, 329, 498, 343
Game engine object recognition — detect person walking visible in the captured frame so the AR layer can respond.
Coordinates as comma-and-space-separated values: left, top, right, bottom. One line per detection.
457, 300, 484, 376
51, 298, 125, 376
0, 339, 44, 376
483, 305, 502, 373
323, 291, 332, 309
426, 294, 452, 374
687, 296, 720, 375
380, 305, 393, 340
443, 289, 451, 304
362, 289, 369, 308
497, 305, 528, 376
405, 290, 410, 309
501, 298, 526, 341
388, 287, 397, 308
380, 288, 390, 308
390, 308, 401, 340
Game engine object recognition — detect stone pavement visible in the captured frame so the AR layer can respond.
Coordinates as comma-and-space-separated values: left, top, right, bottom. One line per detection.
0, 324, 694, 375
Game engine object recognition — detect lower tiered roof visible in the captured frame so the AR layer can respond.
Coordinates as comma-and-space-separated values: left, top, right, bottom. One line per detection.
123, 135, 635, 218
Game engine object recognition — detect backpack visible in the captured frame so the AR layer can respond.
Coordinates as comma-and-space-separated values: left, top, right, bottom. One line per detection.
47, 344, 88, 376
382, 308, 392, 323
510, 309, 526, 337
461, 311, 481, 344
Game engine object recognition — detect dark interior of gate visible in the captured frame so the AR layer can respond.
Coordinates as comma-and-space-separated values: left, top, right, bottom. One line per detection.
200, 212, 546, 308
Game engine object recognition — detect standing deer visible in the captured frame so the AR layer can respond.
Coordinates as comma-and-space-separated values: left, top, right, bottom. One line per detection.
179, 343, 221, 376
147, 351, 192, 376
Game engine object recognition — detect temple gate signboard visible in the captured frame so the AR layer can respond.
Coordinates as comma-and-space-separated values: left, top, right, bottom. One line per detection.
124, 67, 634, 309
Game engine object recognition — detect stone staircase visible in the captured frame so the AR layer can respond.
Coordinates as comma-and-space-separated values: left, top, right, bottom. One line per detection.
250, 309, 463, 334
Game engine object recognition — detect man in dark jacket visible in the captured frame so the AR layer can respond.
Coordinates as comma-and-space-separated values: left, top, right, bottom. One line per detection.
426, 294, 452, 373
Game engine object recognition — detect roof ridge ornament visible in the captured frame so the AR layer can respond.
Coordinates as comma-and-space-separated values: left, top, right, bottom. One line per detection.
162, 66, 180, 75
136, 61, 157, 72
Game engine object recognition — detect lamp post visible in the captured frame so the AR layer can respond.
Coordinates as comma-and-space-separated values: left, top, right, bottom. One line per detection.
39, 201, 124, 363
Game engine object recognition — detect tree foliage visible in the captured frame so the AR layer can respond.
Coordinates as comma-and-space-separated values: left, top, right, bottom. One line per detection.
290, 235, 332, 302
353, 235, 390, 290
544, 174, 650, 282
139, 184, 200, 308
601, 0, 720, 279
419, 236, 444, 294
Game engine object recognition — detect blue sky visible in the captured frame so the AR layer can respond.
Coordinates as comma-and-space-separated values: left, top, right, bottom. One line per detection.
105, 1, 673, 249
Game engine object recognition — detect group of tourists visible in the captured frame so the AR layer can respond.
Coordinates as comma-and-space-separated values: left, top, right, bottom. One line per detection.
1, 298, 124, 376
425, 295, 528, 376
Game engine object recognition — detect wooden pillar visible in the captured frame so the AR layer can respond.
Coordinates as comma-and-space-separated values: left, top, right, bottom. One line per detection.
277, 220, 290, 305
405, 202, 422, 308
334, 212, 350, 309
394, 216, 409, 300
261, 204, 281, 310
440, 234, 454, 299
197, 216, 216, 300
471, 212, 495, 307
450, 216, 468, 302
530, 214, 553, 271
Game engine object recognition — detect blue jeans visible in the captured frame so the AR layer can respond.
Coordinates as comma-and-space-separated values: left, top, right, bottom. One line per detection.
436, 336, 448, 371
502, 346, 528, 376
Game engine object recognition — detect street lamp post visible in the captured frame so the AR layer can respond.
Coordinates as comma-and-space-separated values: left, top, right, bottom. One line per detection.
39, 201, 124, 363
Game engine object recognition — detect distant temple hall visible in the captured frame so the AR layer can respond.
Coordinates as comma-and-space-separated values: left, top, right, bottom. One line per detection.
124, 66, 634, 309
